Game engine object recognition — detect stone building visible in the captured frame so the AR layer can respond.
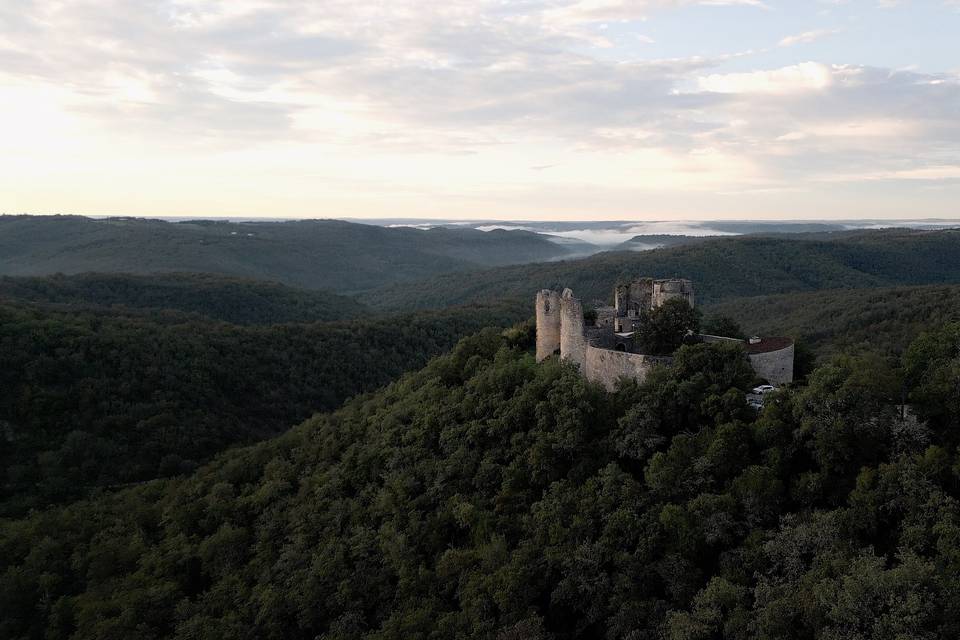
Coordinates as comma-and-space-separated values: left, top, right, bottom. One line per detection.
536, 278, 794, 391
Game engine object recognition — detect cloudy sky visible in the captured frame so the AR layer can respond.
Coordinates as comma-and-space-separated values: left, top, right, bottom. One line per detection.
2, 0, 959, 220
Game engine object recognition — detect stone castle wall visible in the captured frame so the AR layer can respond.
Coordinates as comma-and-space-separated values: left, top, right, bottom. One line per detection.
701, 334, 795, 385
584, 346, 671, 391
536, 283, 792, 391
748, 344, 795, 386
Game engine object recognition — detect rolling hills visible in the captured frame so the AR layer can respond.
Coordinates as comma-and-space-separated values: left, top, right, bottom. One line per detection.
0, 273, 367, 325
0, 216, 577, 294
359, 229, 960, 310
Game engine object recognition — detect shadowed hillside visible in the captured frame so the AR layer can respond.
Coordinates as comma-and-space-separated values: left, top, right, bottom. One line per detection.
360, 229, 960, 310
0, 216, 578, 293
0, 298, 528, 515
0, 273, 367, 325
706, 284, 960, 357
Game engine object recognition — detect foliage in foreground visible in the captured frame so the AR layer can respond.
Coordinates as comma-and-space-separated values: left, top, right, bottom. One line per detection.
4, 323, 960, 639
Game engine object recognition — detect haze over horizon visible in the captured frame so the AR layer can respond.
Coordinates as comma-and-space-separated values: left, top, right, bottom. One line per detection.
3, 0, 959, 220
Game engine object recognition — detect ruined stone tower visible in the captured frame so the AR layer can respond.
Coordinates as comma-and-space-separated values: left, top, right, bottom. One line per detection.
535, 289, 561, 362
559, 288, 586, 369
652, 279, 695, 309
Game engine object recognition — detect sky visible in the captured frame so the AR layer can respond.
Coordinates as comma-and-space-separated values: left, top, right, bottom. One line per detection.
1, 0, 959, 221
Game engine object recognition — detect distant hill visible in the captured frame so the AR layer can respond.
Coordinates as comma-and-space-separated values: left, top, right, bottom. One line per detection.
706, 284, 960, 357
360, 229, 960, 310
0, 273, 366, 325
0, 215, 576, 293
612, 234, 713, 251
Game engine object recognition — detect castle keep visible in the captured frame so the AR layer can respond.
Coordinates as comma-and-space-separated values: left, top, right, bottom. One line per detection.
536, 278, 794, 391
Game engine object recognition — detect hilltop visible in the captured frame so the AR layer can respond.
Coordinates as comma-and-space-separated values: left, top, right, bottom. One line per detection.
0, 216, 577, 294
4, 324, 960, 638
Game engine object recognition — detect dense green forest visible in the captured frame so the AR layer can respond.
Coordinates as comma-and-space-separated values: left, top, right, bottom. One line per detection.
707, 284, 960, 356
4, 322, 960, 639
0, 299, 527, 516
361, 229, 960, 310
0, 216, 574, 293
0, 273, 366, 325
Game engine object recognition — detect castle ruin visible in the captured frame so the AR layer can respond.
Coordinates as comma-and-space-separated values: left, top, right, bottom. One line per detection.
536, 278, 794, 391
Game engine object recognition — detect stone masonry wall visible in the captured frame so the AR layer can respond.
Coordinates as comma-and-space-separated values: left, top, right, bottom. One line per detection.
537, 284, 793, 391
535, 289, 561, 362
652, 279, 695, 309
748, 344, 795, 386
584, 345, 671, 391
559, 288, 587, 369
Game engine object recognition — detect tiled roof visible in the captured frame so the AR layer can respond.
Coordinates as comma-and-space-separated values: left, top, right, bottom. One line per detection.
745, 336, 794, 354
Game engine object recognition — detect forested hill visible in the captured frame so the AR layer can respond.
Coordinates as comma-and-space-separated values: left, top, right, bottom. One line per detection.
360, 228, 960, 310
5, 323, 960, 638
0, 216, 576, 293
707, 283, 960, 357
0, 273, 367, 325
0, 298, 528, 516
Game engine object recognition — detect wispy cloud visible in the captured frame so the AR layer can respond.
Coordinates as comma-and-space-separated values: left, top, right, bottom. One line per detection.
778, 28, 842, 47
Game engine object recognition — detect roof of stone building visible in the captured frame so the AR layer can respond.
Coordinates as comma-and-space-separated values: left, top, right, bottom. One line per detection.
745, 336, 794, 354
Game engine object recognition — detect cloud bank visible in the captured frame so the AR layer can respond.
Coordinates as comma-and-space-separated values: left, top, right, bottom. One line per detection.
1, 0, 958, 218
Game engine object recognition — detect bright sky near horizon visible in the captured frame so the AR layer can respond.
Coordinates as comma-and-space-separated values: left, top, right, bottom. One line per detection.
2, 0, 959, 220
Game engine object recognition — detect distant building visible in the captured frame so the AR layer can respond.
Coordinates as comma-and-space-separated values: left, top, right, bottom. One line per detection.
536, 278, 794, 390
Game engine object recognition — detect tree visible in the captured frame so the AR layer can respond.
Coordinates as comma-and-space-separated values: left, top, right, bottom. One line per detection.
636, 299, 702, 356
701, 315, 745, 340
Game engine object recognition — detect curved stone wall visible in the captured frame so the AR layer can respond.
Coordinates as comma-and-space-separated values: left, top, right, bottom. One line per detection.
748, 344, 795, 386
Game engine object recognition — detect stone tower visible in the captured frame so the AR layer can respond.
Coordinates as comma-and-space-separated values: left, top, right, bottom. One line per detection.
535, 289, 562, 362
651, 279, 694, 309
560, 288, 587, 369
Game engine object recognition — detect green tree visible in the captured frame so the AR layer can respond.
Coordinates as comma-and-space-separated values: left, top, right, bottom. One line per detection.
636, 299, 702, 356
701, 315, 745, 339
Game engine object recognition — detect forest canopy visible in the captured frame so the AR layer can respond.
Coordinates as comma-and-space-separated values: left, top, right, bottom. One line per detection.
0, 299, 528, 516
3, 322, 960, 639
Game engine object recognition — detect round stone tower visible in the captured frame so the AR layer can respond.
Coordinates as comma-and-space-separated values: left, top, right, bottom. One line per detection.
535, 289, 562, 362
560, 288, 587, 369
